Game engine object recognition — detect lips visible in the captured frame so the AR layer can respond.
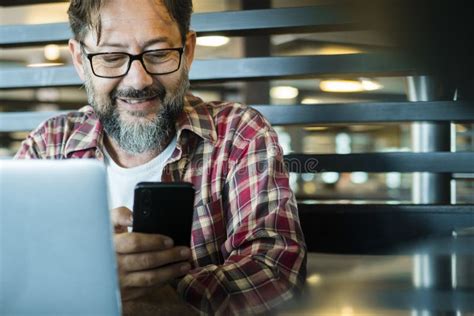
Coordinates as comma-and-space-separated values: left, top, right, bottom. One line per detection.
116, 95, 161, 113
119, 96, 158, 104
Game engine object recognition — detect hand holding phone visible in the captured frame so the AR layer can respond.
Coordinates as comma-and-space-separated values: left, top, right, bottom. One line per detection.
132, 182, 195, 246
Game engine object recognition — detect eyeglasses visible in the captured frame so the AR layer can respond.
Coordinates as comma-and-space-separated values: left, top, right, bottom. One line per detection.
81, 44, 184, 78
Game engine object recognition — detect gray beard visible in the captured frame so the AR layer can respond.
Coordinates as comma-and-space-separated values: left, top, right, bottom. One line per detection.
85, 70, 189, 154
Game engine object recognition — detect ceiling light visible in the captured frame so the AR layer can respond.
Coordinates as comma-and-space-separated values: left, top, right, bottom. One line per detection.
303, 182, 317, 195
360, 78, 383, 91
386, 172, 401, 189
456, 125, 468, 133
320, 79, 364, 93
349, 125, 384, 132
301, 173, 315, 182
306, 274, 322, 285
301, 98, 320, 104
335, 133, 351, 154
320, 78, 383, 93
304, 126, 329, 131
321, 172, 339, 184
36, 88, 60, 102
27, 62, 64, 68
196, 36, 230, 47
350, 172, 369, 184
9, 132, 30, 140
44, 44, 61, 61
270, 86, 299, 99
341, 306, 354, 316
317, 46, 362, 55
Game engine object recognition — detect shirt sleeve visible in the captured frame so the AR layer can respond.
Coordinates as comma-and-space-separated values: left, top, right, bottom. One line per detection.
177, 115, 307, 315
14, 126, 47, 159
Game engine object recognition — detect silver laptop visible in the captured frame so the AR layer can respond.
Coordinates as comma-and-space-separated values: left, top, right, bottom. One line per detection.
0, 160, 121, 315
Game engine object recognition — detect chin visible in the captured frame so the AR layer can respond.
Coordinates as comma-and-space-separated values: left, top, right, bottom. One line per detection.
121, 110, 158, 123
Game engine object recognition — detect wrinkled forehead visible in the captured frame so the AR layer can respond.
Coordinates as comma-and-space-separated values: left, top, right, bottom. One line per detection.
86, 0, 180, 48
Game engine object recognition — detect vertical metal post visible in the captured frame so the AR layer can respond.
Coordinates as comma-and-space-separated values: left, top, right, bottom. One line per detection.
242, 0, 271, 105
407, 76, 451, 204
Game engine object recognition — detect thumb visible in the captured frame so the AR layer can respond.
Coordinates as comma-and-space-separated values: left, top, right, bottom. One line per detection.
111, 206, 133, 233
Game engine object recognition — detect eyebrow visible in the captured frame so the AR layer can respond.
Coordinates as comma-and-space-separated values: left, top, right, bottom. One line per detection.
98, 37, 174, 49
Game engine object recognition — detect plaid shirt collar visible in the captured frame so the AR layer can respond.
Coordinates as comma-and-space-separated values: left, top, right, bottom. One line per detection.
176, 93, 217, 145
64, 93, 217, 158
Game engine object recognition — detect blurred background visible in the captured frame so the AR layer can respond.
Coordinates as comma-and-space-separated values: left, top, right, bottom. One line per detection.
1, 0, 473, 203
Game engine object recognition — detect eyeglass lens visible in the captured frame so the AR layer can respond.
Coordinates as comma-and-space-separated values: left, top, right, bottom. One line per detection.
91, 50, 181, 77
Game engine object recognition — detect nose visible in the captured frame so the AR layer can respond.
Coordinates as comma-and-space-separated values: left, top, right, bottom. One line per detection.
122, 59, 153, 90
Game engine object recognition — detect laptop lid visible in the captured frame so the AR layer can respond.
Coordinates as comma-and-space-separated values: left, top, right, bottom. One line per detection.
0, 160, 121, 315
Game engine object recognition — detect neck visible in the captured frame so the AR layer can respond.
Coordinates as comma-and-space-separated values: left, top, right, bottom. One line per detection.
104, 133, 174, 168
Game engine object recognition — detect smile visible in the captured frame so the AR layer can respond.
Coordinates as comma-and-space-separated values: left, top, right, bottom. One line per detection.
119, 96, 158, 104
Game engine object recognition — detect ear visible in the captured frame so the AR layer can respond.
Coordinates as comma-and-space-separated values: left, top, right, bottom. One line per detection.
184, 31, 196, 68
68, 39, 86, 81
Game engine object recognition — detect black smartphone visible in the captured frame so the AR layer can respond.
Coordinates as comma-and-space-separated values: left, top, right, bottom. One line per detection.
132, 182, 195, 246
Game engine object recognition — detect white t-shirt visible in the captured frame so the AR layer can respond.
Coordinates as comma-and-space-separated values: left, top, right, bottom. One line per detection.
103, 136, 177, 212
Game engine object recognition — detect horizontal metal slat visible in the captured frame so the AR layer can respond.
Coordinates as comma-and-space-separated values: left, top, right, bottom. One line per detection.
2, 118, 473, 172
297, 203, 474, 213
0, 0, 67, 5
191, 5, 356, 35
0, 111, 68, 132
297, 203, 474, 254
0, 66, 79, 89
3, 100, 474, 132
284, 152, 474, 173
0, 6, 355, 47
191, 53, 419, 80
0, 53, 419, 89
253, 101, 474, 124
0, 23, 71, 47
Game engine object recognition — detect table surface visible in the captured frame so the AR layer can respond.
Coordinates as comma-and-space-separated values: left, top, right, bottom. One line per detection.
276, 236, 474, 315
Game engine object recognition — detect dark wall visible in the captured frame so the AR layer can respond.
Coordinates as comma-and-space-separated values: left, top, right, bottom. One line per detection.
353, 0, 473, 100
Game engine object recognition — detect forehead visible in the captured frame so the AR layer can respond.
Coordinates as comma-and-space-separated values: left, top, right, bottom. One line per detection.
89, 0, 181, 47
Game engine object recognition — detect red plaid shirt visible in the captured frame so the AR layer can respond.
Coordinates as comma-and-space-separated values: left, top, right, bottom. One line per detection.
15, 94, 307, 314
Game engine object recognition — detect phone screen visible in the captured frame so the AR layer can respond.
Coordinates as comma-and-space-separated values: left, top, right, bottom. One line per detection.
132, 182, 195, 246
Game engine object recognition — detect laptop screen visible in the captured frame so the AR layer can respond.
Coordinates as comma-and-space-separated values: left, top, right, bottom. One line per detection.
0, 159, 121, 315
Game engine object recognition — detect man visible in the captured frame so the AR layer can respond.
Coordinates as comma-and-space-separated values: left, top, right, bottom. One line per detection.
15, 0, 306, 314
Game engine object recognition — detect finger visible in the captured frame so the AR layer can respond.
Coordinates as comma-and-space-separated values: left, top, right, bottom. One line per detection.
120, 287, 150, 301
114, 232, 174, 254
111, 206, 133, 228
114, 225, 128, 234
118, 247, 191, 272
121, 262, 192, 288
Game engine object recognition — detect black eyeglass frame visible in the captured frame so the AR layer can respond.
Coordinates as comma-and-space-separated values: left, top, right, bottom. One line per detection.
80, 44, 185, 79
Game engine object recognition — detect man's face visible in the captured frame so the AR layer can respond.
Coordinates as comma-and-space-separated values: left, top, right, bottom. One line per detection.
69, 0, 196, 154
